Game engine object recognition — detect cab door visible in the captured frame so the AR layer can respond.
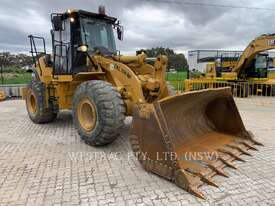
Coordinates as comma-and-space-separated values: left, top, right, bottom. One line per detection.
51, 16, 72, 75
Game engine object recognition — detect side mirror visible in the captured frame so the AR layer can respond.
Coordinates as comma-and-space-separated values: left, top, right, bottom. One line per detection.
117, 26, 124, 41
52, 16, 63, 31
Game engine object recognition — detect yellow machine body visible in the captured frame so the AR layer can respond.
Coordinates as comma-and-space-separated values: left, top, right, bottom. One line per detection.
22, 53, 169, 115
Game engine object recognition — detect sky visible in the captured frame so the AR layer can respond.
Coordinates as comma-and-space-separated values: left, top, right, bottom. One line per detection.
0, 0, 275, 55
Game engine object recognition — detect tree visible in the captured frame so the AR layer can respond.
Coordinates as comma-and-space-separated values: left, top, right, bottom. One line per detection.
137, 47, 188, 71
0, 52, 10, 67
0, 52, 33, 68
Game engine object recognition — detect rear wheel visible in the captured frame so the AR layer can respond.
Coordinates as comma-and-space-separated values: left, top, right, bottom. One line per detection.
72, 80, 126, 146
26, 81, 57, 123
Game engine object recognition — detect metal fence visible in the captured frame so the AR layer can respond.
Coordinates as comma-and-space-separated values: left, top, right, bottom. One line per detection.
0, 84, 27, 98
183, 80, 275, 102
168, 80, 185, 92
174, 79, 275, 105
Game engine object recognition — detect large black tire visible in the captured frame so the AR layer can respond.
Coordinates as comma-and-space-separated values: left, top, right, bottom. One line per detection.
167, 82, 176, 96
26, 81, 57, 124
72, 80, 126, 146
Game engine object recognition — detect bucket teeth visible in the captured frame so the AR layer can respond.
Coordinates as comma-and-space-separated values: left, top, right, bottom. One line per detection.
218, 157, 238, 170
240, 141, 258, 151
188, 187, 206, 200
201, 176, 219, 188
186, 169, 218, 188
218, 148, 246, 162
207, 163, 229, 178
227, 145, 252, 156
245, 131, 264, 146
251, 139, 264, 146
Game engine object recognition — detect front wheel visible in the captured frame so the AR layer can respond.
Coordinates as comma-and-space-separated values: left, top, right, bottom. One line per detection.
72, 80, 126, 146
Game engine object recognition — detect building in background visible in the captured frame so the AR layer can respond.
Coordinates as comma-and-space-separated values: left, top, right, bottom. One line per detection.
188, 50, 242, 72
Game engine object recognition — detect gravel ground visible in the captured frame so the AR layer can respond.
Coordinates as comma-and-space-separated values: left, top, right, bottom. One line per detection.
0, 98, 274, 206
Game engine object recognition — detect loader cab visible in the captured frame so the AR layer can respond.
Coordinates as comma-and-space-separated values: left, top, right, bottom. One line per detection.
51, 8, 123, 75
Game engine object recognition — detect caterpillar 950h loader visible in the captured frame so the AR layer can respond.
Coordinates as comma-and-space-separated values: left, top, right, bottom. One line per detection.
21, 7, 262, 199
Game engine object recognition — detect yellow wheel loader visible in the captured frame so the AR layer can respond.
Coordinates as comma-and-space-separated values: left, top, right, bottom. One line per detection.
21, 7, 262, 199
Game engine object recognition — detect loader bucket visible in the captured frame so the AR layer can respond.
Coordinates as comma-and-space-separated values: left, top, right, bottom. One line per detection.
130, 88, 262, 199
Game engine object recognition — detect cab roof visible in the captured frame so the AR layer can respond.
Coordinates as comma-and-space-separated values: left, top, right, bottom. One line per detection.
64, 9, 117, 23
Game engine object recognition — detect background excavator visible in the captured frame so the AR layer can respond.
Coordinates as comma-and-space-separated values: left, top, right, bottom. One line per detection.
190, 34, 275, 96
233, 34, 275, 82
21, 7, 261, 199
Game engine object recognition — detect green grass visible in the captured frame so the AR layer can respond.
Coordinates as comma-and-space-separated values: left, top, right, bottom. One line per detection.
3, 67, 27, 74
166, 71, 188, 91
0, 67, 32, 85
166, 71, 188, 81
0, 70, 188, 86
1, 73, 32, 85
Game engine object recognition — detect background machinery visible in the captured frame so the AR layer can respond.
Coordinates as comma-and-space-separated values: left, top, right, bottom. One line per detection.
187, 34, 275, 96
21, 7, 261, 199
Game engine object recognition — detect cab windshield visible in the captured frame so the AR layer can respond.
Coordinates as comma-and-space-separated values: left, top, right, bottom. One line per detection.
253, 55, 268, 78
255, 55, 268, 69
80, 17, 116, 54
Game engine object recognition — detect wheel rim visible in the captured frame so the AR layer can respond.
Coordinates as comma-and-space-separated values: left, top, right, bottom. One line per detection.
77, 97, 97, 132
27, 92, 37, 114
